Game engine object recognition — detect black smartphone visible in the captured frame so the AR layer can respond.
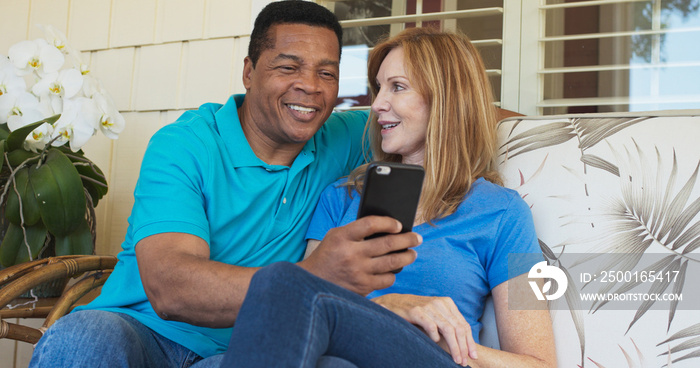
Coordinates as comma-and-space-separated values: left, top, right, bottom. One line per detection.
357, 162, 425, 272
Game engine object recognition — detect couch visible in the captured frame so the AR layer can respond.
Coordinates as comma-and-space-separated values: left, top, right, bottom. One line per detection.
491, 110, 700, 368
3, 110, 699, 368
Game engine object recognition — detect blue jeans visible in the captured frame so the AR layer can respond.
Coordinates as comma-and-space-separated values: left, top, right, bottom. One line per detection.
29, 300, 355, 367
220, 262, 459, 367
30, 310, 223, 368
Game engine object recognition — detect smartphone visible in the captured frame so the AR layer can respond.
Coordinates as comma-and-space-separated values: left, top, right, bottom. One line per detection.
357, 162, 425, 272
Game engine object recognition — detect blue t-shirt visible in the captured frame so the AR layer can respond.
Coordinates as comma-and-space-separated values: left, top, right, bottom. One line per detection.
78, 95, 368, 357
305, 177, 542, 341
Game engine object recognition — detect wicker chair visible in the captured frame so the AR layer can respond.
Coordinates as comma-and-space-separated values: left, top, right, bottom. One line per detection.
0, 255, 117, 344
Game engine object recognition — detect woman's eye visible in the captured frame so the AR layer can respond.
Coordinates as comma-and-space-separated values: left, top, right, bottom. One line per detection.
393, 84, 405, 92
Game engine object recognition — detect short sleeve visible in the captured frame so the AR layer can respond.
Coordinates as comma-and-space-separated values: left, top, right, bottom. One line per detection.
486, 193, 542, 289
129, 123, 211, 247
305, 180, 353, 241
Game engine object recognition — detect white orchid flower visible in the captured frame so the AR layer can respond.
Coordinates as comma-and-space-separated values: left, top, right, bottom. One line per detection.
8, 39, 64, 76
37, 92, 63, 117
24, 122, 54, 152
65, 46, 91, 75
32, 68, 83, 99
0, 55, 27, 96
93, 92, 125, 139
38, 25, 91, 74
51, 97, 99, 151
81, 74, 100, 98
39, 24, 68, 51
0, 91, 43, 128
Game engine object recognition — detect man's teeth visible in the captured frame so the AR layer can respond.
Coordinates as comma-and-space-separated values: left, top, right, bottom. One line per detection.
287, 104, 315, 114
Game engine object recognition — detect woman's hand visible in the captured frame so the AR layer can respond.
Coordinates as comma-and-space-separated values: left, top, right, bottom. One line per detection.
372, 293, 476, 366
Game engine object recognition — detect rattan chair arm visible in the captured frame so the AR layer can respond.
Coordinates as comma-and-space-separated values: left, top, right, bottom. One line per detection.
0, 305, 53, 319
0, 256, 77, 287
0, 319, 43, 344
43, 270, 113, 329
0, 256, 117, 307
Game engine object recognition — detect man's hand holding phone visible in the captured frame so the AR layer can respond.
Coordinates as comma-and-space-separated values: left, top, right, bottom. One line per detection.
299, 216, 421, 296
300, 162, 424, 295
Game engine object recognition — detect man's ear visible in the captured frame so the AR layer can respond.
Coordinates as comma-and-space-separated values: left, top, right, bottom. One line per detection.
242, 56, 254, 90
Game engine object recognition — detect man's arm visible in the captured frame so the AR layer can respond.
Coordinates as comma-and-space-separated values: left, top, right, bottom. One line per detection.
136, 216, 420, 327
136, 232, 257, 328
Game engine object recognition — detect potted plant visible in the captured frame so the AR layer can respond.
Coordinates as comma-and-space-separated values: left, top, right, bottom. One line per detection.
0, 25, 124, 272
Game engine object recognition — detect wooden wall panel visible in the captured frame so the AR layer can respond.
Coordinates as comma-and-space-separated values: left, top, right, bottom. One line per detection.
68, 0, 112, 51
132, 43, 183, 111
110, 0, 158, 48
181, 38, 237, 109
159, 0, 206, 43
28, 0, 70, 39
206, 0, 252, 38
0, 0, 30, 51
90, 47, 137, 111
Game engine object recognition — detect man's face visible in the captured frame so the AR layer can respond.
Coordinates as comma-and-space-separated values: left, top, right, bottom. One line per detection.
242, 23, 340, 149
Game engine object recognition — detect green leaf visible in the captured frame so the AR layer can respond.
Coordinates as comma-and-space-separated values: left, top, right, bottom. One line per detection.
0, 222, 47, 267
0, 124, 10, 140
28, 148, 86, 236
4, 167, 42, 226
65, 151, 108, 205
54, 220, 93, 256
0, 138, 5, 172
6, 148, 40, 168
5, 114, 60, 152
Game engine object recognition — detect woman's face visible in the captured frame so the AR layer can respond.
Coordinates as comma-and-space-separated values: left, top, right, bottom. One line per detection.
371, 47, 430, 166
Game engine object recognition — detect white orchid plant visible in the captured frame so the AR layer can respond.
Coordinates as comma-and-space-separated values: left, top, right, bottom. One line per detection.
0, 25, 124, 267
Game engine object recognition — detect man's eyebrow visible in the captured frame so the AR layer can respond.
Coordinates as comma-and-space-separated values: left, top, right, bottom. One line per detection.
272, 53, 339, 68
272, 53, 303, 63
318, 59, 340, 68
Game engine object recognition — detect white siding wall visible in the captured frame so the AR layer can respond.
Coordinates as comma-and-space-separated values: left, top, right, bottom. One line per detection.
0, 1, 261, 366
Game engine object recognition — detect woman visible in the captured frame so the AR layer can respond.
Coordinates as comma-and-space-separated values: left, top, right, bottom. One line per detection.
221, 28, 555, 368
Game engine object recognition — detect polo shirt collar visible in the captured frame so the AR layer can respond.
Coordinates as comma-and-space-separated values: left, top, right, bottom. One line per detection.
216, 94, 316, 170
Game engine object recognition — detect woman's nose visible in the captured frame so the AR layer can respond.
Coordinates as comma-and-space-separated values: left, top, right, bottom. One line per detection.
371, 90, 389, 113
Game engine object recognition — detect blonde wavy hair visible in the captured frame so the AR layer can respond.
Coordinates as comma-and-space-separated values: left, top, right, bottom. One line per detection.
349, 27, 502, 223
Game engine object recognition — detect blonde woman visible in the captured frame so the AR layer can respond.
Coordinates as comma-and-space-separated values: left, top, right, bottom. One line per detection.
221, 28, 555, 368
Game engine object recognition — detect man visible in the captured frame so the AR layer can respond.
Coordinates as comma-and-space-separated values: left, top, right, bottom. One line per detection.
29, 1, 419, 367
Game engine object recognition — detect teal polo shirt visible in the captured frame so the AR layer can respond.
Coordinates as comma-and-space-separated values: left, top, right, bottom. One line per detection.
78, 94, 368, 357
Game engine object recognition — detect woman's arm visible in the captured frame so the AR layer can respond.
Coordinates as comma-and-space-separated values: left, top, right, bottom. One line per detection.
372, 273, 556, 368
469, 274, 556, 368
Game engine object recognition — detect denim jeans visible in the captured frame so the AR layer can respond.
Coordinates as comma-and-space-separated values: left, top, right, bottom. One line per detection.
30, 310, 223, 368
220, 262, 459, 368
29, 299, 356, 367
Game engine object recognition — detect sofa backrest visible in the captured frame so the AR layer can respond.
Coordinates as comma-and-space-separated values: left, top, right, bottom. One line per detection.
496, 111, 700, 368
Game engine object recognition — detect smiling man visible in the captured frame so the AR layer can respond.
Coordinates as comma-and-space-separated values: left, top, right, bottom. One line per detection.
29, 1, 419, 367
